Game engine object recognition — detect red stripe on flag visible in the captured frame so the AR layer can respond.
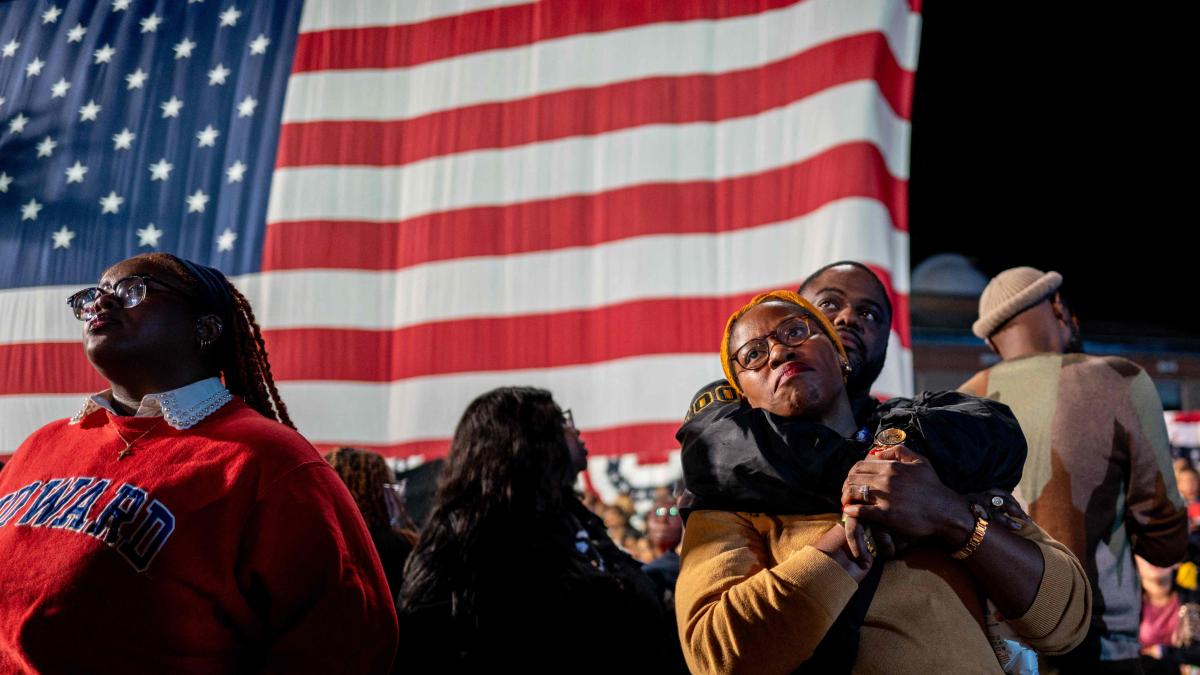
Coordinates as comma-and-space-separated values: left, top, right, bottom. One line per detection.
260, 294, 761, 383
263, 143, 907, 273
0, 342, 105, 395
311, 421, 681, 463
277, 33, 913, 169
292, 0, 804, 72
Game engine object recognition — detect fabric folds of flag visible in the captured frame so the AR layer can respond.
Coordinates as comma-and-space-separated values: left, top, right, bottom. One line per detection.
0, 0, 922, 469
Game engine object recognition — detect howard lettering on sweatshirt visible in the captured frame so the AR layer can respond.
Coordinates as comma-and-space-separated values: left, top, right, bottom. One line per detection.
0, 477, 176, 572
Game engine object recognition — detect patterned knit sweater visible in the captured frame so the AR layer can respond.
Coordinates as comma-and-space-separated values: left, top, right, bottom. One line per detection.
961, 352, 1187, 660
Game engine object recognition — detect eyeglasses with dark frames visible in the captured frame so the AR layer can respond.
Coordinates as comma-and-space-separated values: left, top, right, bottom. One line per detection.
732, 315, 819, 371
66, 274, 195, 321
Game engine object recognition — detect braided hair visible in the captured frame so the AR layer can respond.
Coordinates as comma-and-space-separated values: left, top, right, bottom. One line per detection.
131, 253, 294, 429
324, 447, 394, 532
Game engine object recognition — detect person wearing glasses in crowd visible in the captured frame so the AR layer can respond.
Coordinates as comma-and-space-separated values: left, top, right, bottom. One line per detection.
0, 253, 397, 672
674, 290, 1092, 674
397, 387, 670, 673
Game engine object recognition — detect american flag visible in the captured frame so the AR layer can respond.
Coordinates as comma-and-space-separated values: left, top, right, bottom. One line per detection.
1, 0, 920, 485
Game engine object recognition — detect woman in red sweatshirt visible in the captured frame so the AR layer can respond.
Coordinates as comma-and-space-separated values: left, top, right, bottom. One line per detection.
0, 253, 397, 673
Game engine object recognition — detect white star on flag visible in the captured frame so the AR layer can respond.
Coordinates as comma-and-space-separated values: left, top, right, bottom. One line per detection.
1, 40, 17, 58
41, 6, 62, 24
126, 69, 148, 90
64, 161, 88, 183
35, 136, 57, 158
161, 96, 183, 118
67, 24, 87, 43
79, 100, 102, 122
148, 159, 173, 181
186, 189, 209, 213
8, 113, 29, 134
112, 0, 132, 11
50, 77, 70, 98
51, 226, 75, 250
216, 228, 238, 251
94, 44, 115, 64
225, 160, 247, 183
208, 64, 231, 85
99, 191, 124, 214
0, 96, 6, 109
21, 198, 42, 221
0, 172, 12, 192
173, 38, 196, 59
249, 34, 270, 55
136, 223, 164, 247
196, 125, 220, 147
237, 96, 257, 117
112, 128, 135, 149
219, 6, 241, 27
140, 13, 162, 33
25, 58, 45, 77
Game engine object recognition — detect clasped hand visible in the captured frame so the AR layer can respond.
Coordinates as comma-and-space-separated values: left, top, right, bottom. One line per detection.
839, 445, 966, 562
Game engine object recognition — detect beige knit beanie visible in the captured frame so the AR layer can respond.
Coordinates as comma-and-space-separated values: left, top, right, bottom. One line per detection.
972, 267, 1063, 338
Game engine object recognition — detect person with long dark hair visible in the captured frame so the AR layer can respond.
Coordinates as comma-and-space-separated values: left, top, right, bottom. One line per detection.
397, 386, 667, 672
0, 253, 397, 672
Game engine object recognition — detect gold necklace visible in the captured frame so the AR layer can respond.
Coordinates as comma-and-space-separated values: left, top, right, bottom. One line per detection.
113, 418, 166, 460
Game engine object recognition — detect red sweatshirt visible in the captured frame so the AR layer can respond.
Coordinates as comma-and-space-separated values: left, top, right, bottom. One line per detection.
0, 399, 398, 673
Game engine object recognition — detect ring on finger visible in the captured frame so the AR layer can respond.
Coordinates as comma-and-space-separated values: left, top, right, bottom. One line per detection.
859, 484, 870, 501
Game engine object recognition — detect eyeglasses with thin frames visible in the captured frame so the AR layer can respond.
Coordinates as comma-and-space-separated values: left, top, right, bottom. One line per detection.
66, 274, 195, 321
732, 315, 819, 371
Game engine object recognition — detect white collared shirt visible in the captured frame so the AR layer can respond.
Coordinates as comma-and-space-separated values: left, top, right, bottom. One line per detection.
71, 377, 233, 430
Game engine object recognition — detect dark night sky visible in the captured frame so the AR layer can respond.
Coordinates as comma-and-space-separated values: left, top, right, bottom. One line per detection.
909, 3, 1194, 339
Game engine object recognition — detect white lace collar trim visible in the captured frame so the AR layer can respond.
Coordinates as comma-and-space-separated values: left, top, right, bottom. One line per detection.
71, 377, 233, 430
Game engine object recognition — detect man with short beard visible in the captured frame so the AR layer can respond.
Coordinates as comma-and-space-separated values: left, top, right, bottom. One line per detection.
797, 261, 893, 425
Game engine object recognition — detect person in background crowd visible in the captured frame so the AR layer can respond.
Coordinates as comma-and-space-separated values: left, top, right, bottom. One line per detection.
1138, 556, 1182, 675
397, 387, 668, 673
677, 290, 1090, 673
0, 253, 397, 672
962, 267, 1186, 674
604, 503, 637, 547
1176, 466, 1200, 530
324, 446, 417, 596
644, 500, 688, 674
643, 501, 684, 602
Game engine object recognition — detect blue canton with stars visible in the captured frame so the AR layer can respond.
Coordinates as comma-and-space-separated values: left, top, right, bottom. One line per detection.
0, 0, 302, 288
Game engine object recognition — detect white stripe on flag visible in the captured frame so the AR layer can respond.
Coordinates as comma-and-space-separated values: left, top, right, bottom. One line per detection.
282, 0, 919, 124
299, 0, 532, 33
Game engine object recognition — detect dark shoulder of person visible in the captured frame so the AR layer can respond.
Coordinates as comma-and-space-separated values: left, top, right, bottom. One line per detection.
874, 390, 1027, 493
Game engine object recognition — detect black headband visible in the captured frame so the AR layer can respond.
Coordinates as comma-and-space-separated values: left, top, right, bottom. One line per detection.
176, 257, 234, 321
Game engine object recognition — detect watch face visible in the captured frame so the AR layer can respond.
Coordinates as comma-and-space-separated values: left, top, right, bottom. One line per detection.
873, 427, 906, 447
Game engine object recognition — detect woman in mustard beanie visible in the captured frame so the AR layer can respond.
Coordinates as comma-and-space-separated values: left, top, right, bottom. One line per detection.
674, 290, 1092, 674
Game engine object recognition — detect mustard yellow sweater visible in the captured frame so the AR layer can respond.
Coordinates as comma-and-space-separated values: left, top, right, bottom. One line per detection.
676, 511, 1091, 675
